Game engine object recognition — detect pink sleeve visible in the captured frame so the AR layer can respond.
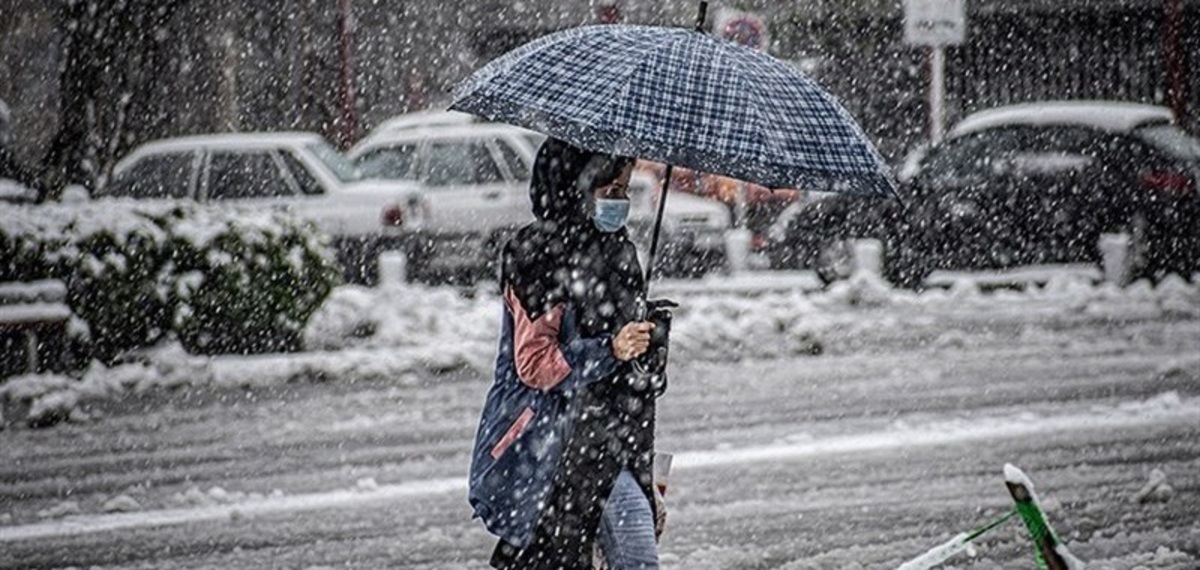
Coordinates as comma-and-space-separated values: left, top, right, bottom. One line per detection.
504, 287, 572, 391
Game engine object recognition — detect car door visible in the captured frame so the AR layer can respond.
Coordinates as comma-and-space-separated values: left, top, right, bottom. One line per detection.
199, 149, 302, 219
419, 137, 527, 234
912, 128, 1030, 268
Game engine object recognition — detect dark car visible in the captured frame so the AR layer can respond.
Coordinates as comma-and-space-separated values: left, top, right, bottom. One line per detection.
769, 101, 1200, 286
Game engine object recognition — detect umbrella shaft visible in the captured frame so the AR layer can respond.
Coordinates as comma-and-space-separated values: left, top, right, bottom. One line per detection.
644, 163, 672, 291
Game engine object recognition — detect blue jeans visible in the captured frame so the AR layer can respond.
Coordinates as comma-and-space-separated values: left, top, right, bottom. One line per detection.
598, 469, 659, 570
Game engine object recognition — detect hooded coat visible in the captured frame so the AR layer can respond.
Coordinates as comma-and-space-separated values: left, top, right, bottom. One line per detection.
468, 139, 662, 569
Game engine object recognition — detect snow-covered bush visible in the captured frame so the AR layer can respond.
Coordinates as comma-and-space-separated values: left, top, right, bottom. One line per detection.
166, 207, 340, 354
65, 212, 174, 362
0, 201, 340, 361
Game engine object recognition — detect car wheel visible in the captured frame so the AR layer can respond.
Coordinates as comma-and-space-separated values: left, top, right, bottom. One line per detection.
815, 239, 855, 285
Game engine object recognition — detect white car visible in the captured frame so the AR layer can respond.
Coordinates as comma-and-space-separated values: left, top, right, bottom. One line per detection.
356, 109, 479, 145
350, 123, 545, 236
101, 132, 423, 282
350, 118, 730, 280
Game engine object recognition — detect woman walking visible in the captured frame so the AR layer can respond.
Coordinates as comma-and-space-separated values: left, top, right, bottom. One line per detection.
468, 138, 666, 569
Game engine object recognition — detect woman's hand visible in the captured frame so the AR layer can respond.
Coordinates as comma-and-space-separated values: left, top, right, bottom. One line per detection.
612, 321, 655, 361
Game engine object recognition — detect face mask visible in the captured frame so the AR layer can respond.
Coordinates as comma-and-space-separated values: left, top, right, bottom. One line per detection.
593, 198, 630, 233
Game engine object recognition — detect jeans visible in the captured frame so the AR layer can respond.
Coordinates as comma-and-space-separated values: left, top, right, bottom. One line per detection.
598, 469, 659, 570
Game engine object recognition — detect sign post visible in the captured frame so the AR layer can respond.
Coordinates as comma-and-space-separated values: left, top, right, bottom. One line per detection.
904, 0, 966, 144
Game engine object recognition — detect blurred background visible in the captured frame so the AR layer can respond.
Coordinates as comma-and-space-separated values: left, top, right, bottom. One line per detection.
1, 0, 1195, 194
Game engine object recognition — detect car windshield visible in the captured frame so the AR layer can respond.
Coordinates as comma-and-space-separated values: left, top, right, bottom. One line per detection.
305, 140, 363, 183
1135, 124, 1200, 162
356, 145, 420, 180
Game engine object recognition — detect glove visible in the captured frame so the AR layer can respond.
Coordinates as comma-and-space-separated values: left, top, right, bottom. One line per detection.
633, 299, 676, 395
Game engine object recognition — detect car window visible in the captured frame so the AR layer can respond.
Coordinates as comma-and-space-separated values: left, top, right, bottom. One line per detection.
425, 141, 505, 186
919, 128, 1026, 184
355, 144, 420, 180
996, 127, 1098, 176
1134, 124, 1200, 162
103, 152, 194, 199
494, 138, 531, 180
279, 151, 326, 195
206, 151, 293, 199
305, 140, 362, 184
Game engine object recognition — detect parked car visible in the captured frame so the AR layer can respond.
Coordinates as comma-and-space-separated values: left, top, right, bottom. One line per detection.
100, 132, 423, 282
355, 110, 546, 161
350, 119, 730, 282
634, 162, 800, 252
769, 101, 1200, 286
349, 122, 543, 283
767, 190, 911, 284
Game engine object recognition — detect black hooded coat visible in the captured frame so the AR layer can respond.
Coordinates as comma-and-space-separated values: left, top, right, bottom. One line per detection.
490, 139, 661, 569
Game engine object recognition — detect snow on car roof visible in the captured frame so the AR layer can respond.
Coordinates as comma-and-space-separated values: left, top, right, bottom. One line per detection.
362, 122, 538, 143
948, 101, 1175, 139
350, 123, 543, 158
373, 110, 477, 132
132, 132, 328, 153
114, 132, 332, 174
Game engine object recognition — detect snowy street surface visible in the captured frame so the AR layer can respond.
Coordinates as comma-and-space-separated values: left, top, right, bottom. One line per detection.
3, 273, 1200, 569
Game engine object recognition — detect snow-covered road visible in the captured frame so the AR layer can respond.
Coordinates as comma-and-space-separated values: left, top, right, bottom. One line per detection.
2, 277, 1199, 569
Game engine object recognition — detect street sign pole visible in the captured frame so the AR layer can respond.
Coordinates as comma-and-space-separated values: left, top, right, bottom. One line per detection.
930, 46, 946, 144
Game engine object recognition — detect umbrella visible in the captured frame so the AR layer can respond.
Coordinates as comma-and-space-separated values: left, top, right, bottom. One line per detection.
450, 3, 897, 283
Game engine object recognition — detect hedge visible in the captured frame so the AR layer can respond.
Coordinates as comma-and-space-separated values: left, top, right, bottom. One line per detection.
1, 200, 340, 363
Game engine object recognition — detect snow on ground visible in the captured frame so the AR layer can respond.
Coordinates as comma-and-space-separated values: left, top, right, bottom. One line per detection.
6, 270, 1197, 428
2, 269, 1198, 568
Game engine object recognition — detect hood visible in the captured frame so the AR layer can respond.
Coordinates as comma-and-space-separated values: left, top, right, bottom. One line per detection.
528, 138, 594, 224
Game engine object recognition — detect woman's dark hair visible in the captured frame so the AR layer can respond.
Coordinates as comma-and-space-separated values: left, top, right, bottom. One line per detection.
576, 153, 633, 195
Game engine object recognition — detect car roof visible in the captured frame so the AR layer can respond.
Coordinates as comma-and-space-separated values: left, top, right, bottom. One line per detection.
362, 123, 538, 143
373, 110, 478, 132
113, 132, 330, 175
130, 132, 327, 154
350, 123, 543, 157
948, 101, 1175, 139
141, 130, 324, 149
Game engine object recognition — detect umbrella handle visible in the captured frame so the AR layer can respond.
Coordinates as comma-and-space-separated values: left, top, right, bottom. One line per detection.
694, 2, 708, 32
644, 163, 672, 292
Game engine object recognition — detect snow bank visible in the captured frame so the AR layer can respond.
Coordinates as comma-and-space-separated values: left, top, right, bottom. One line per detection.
7, 271, 1197, 428
302, 283, 497, 351
1, 341, 490, 428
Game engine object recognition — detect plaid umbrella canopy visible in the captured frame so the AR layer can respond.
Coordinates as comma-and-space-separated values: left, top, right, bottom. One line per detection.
450, 24, 897, 198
